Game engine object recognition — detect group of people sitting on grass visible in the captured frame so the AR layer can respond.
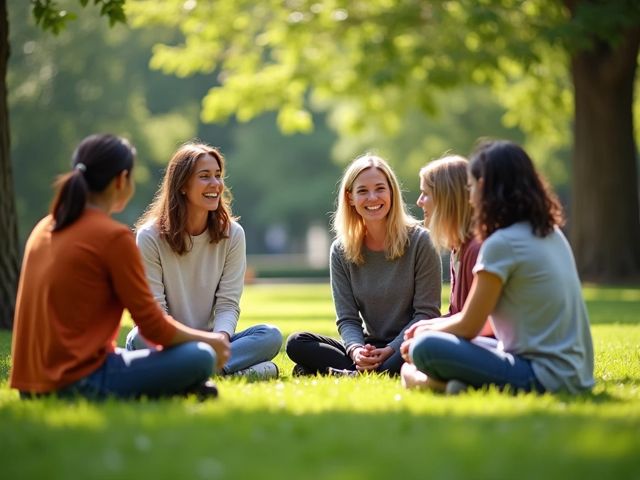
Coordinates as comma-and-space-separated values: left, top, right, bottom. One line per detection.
9, 133, 594, 400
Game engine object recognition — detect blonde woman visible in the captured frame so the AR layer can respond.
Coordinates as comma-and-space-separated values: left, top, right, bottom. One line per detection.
126, 142, 282, 379
401, 141, 593, 394
286, 154, 442, 375
417, 155, 493, 334
401, 155, 493, 388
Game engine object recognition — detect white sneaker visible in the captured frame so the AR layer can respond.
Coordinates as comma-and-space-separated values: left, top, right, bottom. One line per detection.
232, 361, 279, 380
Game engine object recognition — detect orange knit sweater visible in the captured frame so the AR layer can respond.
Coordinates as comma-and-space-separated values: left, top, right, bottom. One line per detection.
10, 209, 179, 393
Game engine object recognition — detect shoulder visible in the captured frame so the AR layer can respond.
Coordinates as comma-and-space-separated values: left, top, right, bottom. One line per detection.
410, 224, 429, 241
330, 238, 344, 255
135, 221, 162, 246
84, 210, 133, 240
409, 225, 436, 251
136, 220, 160, 238
228, 220, 245, 241
330, 239, 347, 261
479, 224, 527, 260
462, 236, 482, 257
88, 215, 139, 258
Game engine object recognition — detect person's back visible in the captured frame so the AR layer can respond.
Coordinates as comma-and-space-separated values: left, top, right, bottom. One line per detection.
10, 209, 160, 392
477, 222, 593, 392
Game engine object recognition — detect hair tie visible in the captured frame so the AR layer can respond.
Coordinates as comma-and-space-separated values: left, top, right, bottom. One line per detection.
75, 163, 87, 173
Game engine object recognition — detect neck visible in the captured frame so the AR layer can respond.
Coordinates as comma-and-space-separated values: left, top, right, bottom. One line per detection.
364, 221, 386, 251
86, 193, 114, 214
186, 210, 209, 236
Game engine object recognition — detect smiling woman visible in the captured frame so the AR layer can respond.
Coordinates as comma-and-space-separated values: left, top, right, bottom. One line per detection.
286, 154, 442, 376
125, 141, 282, 379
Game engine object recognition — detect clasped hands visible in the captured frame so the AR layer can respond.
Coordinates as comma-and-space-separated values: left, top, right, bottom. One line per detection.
350, 344, 394, 371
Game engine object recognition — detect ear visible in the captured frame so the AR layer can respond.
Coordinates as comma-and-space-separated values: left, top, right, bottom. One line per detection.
347, 191, 354, 206
114, 170, 129, 190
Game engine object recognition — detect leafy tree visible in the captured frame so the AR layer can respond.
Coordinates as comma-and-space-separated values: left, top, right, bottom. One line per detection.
8, 2, 209, 239
128, 0, 640, 281
0, 0, 127, 329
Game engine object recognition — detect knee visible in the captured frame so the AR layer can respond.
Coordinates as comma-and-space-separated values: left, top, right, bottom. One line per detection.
262, 324, 283, 352
285, 332, 306, 359
410, 332, 456, 372
188, 342, 216, 379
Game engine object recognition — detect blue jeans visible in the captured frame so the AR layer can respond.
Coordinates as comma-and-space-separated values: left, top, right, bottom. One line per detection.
410, 331, 545, 393
126, 324, 282, 375
30, 342, 216, 400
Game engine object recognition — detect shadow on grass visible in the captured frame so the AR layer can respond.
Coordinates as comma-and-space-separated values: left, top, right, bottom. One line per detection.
0, 398, 638, 480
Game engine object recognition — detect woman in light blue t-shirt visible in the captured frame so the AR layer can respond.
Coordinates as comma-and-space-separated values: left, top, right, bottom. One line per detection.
401, 140, 594, 394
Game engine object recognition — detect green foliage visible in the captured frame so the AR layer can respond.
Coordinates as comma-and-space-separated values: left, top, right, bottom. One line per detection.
31, 0, 126, 34
9, 1, 207, 239
126, 0, 640, 191
0, 283, 639, 479
126, 0, 573, 136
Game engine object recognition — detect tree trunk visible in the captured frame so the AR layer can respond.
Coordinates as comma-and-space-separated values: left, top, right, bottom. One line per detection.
569, 23, 640, 282
0, 0, 19, 329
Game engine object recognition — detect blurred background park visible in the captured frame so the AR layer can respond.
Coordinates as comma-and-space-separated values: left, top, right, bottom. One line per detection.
4, 1, 640, 285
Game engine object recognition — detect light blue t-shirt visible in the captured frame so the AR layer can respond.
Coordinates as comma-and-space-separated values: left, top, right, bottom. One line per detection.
474, 222, 594, 393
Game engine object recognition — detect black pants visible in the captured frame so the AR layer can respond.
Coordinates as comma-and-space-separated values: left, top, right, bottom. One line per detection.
286, 331, 403, 375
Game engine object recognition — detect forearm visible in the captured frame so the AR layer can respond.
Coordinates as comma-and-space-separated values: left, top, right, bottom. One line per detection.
338, 320, 366, 351
212, 310, 238, 337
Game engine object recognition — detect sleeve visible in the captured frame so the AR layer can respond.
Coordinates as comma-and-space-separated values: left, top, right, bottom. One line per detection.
473, 233, 515, 283
331, 243, 365, 353
105, 229, 178, 345
136, 226, 168, 313
387, 229, 442, 352
211, 223, 246, 336
461, 239, 481, 295
446, 238, 481, 316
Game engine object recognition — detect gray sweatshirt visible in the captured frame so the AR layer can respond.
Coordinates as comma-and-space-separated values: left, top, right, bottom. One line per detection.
136, 221, 246, 336
331, 226, 442, 353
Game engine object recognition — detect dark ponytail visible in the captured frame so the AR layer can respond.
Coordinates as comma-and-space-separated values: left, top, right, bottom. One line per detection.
50, 134, 136, 231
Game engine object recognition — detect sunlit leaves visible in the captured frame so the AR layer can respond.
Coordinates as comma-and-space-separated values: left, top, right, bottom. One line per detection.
31, 0, 126, 34
126, 0, 639, 159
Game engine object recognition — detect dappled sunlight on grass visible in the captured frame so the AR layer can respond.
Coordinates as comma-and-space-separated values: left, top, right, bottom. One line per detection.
1, 283, 639, 479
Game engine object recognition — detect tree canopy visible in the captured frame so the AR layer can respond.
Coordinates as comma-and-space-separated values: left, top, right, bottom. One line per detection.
127, 0, 640, 280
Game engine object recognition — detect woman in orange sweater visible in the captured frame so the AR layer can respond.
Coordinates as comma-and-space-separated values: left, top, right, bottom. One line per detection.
10, 134, 230, 400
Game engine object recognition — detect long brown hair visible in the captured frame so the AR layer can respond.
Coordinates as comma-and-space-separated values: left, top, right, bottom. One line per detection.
50, 134, 135, 231
137, 142, 234, 254
469, 140, 564, 240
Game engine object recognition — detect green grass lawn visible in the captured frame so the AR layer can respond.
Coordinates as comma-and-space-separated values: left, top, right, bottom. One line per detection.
1, 283, 638, 479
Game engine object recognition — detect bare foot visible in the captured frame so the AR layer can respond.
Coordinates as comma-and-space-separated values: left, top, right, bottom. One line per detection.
400, 362, 430, 390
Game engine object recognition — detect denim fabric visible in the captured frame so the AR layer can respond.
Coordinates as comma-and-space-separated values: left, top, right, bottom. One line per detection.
125, 324, 282, 375
44, 342, 216, 400
410, 331, 545, 393
223, 324, 282, 374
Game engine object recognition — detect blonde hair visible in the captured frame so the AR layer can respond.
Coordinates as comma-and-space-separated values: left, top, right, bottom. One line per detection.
137, 142, 234, 255
333, 154, 418, 265
419, 155, 473, 251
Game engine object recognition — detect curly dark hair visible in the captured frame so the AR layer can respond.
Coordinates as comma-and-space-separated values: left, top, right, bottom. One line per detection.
469, 140, 564, 240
